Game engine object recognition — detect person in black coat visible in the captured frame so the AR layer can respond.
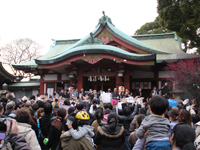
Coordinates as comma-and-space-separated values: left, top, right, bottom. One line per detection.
135, 88, 142, 97
94, 112, 125, 150
150, 86, 165, 98
47, 108, 66, 150
39, 102, 55, 150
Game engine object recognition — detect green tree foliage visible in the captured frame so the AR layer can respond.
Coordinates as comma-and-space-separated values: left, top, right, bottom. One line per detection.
157, 0, 200, 52
134, 17, 171, 35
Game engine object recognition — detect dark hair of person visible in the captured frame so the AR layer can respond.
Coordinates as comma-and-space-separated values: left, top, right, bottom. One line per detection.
104, 103, 113, 110
32, 103, 39, 111
77, 119, 89, 127
1, 98, 8, 111
68, 106, 75, 115
123, 107, 132, 116
178, 109, 192, 126
64, 116, 77, 131
103, 108, 111, 115
55, 99, 58, 102
30, 95, 35, 100
44, 102, 52, 114
107, 112, 118, 132
52, 108, 66, 130
168, 109, 179, 121
136, 114, 145, 127
16, 107, 32, 124
172, 123, 196, 150
0, 104, 3, 112
36, 108, 44, 120
128, 105, 135, 113
37, 100, 44, 108
118, 109, 124, 115
94, 109, 103, 125
76, 103, 83, 111
139, 107, 146, 115
92, 100, 98, 111
150, 96, 169, 115
96, 107, 103, 112
64, 100, 70, 105
191, 114, 199, 124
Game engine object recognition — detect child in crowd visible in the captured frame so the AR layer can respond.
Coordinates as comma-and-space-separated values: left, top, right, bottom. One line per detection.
67, 111, 95, 147
168, 109, 179, 137
136, 95, 171, 150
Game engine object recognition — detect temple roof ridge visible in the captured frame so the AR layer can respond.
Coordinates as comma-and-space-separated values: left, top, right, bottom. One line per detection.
96, 11, 115, 27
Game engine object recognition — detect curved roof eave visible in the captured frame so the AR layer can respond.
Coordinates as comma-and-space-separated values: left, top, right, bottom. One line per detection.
0, 62, 16, 80
35, 45, 156, 65
36, 24, 103, 61
105, 22, 169, 54
12, 60, 38, 69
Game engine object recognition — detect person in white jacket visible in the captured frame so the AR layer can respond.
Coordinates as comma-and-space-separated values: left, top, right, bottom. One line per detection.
16, 107, 41, 150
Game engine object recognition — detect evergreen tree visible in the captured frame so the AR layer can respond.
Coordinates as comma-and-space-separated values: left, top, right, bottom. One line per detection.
157, 0, 200, 52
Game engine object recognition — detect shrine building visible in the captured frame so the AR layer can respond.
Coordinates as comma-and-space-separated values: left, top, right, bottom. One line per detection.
12, 13, 197, 97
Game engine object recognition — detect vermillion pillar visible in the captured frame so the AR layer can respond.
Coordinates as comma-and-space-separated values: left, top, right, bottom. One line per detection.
116, 74, 121, 90
40, 75, 44, 95
77, 69, 83, 91
124, 69, 130, 90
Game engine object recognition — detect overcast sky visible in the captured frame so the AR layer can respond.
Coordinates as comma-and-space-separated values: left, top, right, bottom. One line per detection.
0, 0, 158, 54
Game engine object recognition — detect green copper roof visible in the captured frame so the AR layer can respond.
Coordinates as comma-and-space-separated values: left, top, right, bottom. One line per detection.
13, 13, 197, 69
12, 60, 37, 69
36, 44, 155, 64
105, 21, 168, 54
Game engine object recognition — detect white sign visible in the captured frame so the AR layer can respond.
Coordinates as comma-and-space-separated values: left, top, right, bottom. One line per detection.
126, 97, 134, 103
101, 93, 111, 103
117, 102, 123, 110
136, 97, 144, 104
47, 88, 54, 98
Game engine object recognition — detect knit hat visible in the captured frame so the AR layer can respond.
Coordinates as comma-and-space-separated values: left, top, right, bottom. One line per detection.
7, 101, 15, 109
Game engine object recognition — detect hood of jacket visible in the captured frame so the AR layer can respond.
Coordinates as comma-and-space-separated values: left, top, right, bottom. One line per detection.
60, 131, 72, 142
40, 114, 54, 126
99, 125, 124, 138
17, 122, 32, 137
79, 125, 94, 137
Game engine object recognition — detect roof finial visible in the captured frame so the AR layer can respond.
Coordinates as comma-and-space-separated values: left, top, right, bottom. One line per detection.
102, 11, 105, 16
90, 32, 94, 43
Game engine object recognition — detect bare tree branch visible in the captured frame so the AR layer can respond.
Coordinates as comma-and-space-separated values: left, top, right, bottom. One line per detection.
0, 38, 43, 78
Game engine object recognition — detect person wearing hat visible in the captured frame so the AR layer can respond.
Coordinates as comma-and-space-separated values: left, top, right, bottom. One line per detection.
4, 101, 15, 116
67, 111, 95, 147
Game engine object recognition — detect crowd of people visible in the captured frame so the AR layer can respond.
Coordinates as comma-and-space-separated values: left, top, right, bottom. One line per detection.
0, 87, 199, 150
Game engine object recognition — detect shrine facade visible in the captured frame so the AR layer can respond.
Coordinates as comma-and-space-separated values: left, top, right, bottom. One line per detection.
13, 13, 197, 97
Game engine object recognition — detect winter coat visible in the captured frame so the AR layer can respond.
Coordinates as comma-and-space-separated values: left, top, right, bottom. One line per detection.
9, 133, 31, 150
94, 125, 125, 150
69, 125, 95, 147
39, 114, 55, 138
116, 104, 138, 135
136, 115, 170, 144
47, 119, 64, 150
17, 122, 41, 150
92, 120, 107, 135
128, 129, 138, 148
60, 131, 94, 150
129, 117, 137, 132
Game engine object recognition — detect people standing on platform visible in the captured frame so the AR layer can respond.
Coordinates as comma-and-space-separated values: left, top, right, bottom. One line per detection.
59, 90, 65, 98
135, 88, 143, 97
79, 88, 85, 97
112, 88, 120, 100
150, 85, 165, 98
70, 88, 78, 99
